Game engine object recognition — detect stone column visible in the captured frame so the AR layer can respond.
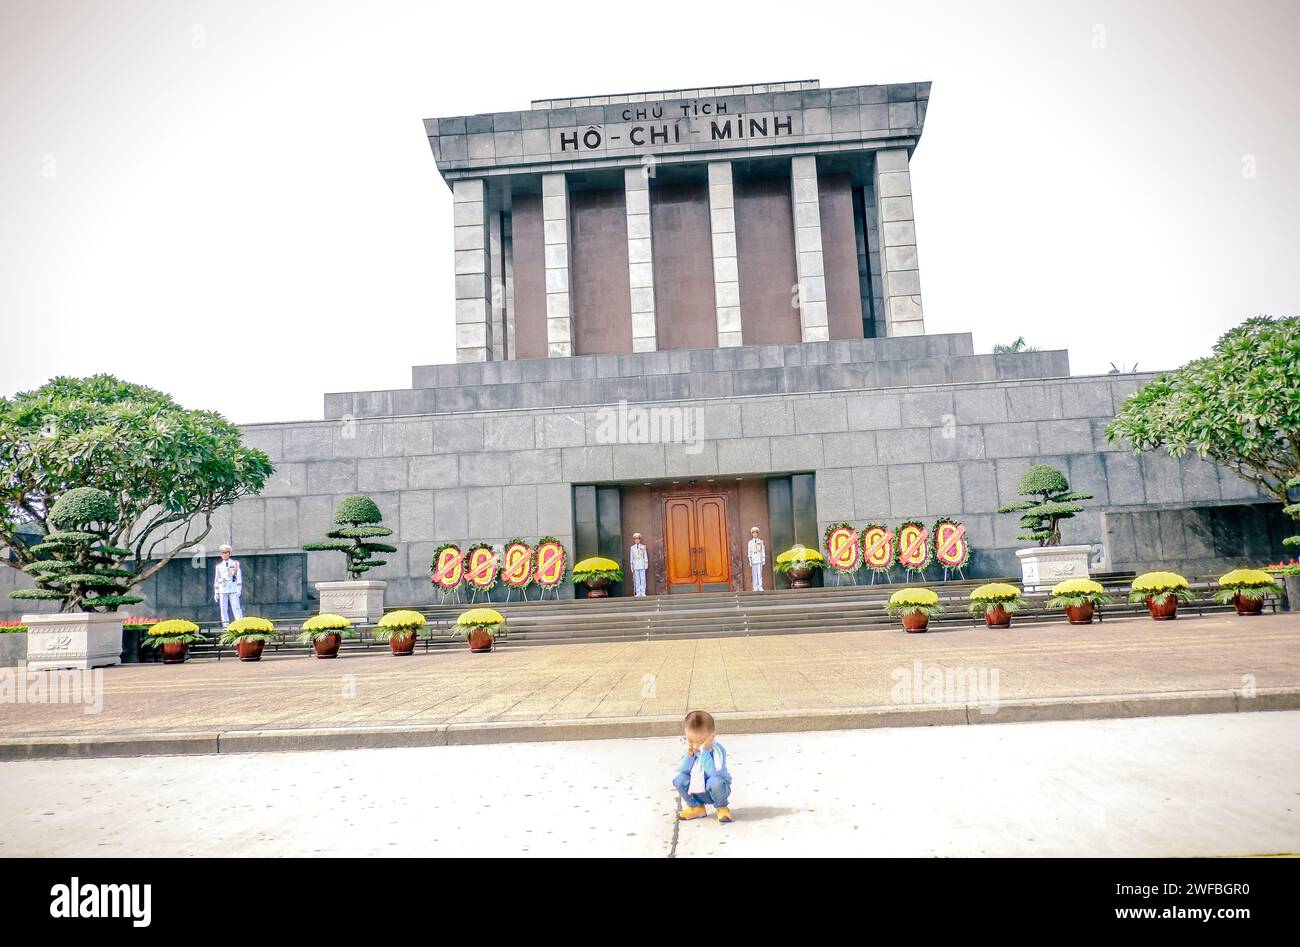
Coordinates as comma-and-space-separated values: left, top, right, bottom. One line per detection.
790, 155, 829, 342
453, 178, 492, 362
707, 161, 742, 348
872, 148, 925, 336
542, 172, 573, 356
624, 167, 657, 352
488, 209, 505, 361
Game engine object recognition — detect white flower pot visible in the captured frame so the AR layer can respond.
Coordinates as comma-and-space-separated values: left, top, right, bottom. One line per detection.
315, 580, 387, 623
24, 612, 123, 671
1016, 545, 1092, 592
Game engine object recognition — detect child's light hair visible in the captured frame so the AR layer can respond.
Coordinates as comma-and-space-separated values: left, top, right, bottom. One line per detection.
684, 709, 715, 735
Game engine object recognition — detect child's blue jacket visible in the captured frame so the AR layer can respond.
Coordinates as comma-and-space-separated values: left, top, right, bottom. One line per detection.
676, 741, 730, 782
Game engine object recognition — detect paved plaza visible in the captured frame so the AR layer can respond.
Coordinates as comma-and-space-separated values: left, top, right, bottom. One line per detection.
2, 711, 1297, 858
1, 612, 1297, 755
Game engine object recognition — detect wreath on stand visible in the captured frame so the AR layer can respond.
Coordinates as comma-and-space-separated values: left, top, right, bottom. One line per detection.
860, 523, 896, 577
823, 522, 861, 581
932, 517, 971, 572
895, 520, 933, 575
430, 542, 465, 599
500, 538, 534, 595
464, 542, 500, 595
533, 536, 568, 596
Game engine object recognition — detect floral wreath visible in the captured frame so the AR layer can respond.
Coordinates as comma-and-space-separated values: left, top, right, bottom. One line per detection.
859, 523, 895, 574
533, 536, 568, 588
464, 542, 500, 591
500, 538, 534, 589
823, 522, 861, 574
895, 519, 933, 571
932, 517, 971, 570
429, 542, 465, 591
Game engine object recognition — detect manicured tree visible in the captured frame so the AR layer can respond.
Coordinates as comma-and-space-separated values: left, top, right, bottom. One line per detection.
0, 375, 273, 591
997, 464, 1093, 547
10, 487, 143, 612
1107, 315, 1299, 548
303, 495, 396, 576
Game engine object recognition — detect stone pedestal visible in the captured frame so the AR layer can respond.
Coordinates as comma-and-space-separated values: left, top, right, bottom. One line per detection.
315, 580, 387, 623
24, 612, 123, 671
1282, 574, 1300, 612
1016, 545, 1092, 592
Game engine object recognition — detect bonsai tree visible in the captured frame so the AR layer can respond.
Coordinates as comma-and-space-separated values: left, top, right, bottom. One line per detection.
303, 495, 396, 577
10, 487, 143, 612
0, 375, 273, 594
1107, 316, 1299, 550
997, 464, 1093, 547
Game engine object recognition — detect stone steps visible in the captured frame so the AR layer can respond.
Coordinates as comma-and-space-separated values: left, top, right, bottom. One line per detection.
185, 573, 1256, 659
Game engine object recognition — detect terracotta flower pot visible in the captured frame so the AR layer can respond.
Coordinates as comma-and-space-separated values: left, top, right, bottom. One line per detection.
787, 566, 814, 589
1065, 602, 1095, 625
583, 576, 612, 598
388, 631, 417, 655
983, 604, 1012, 629
235, 638, 264, 662
1147, 596, 1179, 620
161, 642, 189, 664
312, 632, 342, 658
900, 612, 929, 633
1232, 594, 1264, 616
467, 626, 495, 653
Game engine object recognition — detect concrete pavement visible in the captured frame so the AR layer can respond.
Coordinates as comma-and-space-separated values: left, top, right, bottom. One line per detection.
1, 612, 1298, 759
2, 711, 1296, 857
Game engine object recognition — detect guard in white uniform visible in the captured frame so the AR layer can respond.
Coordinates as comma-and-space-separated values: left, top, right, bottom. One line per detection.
213, 544, 244, 627
629, 532, 649, 597
747, 527, 766, 592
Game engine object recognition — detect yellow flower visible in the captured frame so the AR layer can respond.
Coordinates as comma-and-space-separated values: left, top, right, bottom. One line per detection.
969, 582, 1022, 602
1131, 571, 1189, 593
573, 557, 620, 572
226, 617, 274, 634
889, 587, 938, 607
456, 607, 505, 626
1051, 578, 1104, 596
379, 609, 426, 629
303, 613, 352, 632
1217, 569, 1277, 588
776, 545, 824, 564
147, 619, 199, 637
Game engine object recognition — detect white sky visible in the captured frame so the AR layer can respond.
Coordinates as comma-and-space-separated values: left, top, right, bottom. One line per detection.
2, 0, 1297, 424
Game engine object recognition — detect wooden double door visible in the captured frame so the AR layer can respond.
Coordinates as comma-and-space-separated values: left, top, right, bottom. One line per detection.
663, 493, 732, 593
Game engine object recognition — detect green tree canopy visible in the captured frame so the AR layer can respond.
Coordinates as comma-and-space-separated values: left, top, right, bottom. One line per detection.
1106, 315, 1300, 546
1, 375, 274, 607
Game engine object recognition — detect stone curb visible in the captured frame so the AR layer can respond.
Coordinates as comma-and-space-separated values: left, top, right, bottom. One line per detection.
2, 687, 1297, 761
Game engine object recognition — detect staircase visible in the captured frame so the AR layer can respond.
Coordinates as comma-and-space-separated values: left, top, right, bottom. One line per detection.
183, 572, 1257, 661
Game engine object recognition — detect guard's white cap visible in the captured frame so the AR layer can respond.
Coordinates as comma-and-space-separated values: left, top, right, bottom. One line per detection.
632, 532, 642, 538
750, 526, 760, 533
219, 544, 233, 552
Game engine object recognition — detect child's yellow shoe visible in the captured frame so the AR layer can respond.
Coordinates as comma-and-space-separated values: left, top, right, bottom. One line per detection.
678, 805, 707, 820
716, 807, 734, 823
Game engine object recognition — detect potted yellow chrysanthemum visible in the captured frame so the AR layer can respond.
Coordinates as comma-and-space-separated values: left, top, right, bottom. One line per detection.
966, 583, 1028, 629
297, 613, 355, 658
571, 557, 623, 598
219, 616, 277, 662
140, 619, 204, 664
1048, 578, 1113, 624
1128, 572, 1194, 620
774, 546, 825, 589
454, 607, 508, 652
374, 610, 427, 655
887, 587, 944, 633
1213, 569, 1278, 616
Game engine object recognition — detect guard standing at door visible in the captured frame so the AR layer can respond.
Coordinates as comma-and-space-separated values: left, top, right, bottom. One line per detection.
629, 532, 649, 597
747, 527, 766, 592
